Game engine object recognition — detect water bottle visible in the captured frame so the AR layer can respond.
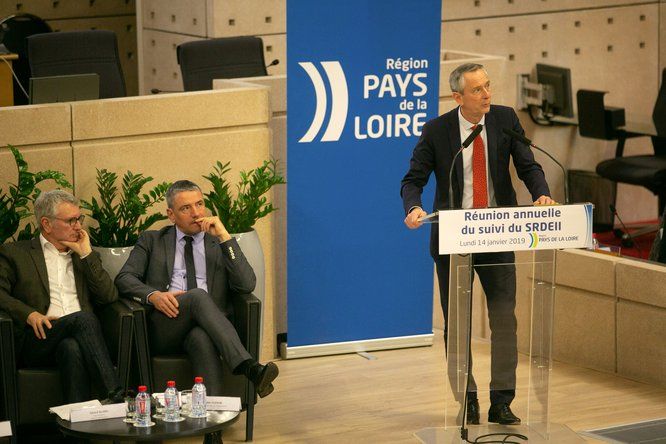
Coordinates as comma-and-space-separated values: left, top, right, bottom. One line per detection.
135, 385, 152, 427
163, 380, 180, 422
588, 233, 599, 251
190, 376, 207, 418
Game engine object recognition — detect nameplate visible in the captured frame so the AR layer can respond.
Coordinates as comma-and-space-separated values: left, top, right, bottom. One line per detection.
438, 203, 594, 254
70, 403, 125, 423
206, 396, 241, 412
0, 421, 11, 437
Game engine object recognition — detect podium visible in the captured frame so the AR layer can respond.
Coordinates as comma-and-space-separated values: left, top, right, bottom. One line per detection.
416, 204, 593, 443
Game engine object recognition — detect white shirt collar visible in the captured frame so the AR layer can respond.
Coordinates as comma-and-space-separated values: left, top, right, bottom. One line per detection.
39, 233, 72, 256
458, 107, 486, 131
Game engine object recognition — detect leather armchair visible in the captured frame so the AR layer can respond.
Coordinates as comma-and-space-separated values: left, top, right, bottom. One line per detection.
126, 292, 261, 442
0, 301, 134, 442
177, 36, 268, 91
27, 30, 126, 99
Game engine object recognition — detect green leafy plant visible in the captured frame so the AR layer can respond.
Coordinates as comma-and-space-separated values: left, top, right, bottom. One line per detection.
81, 169, 171, 247
203, 159, 286, 234
0, 145, 72, 244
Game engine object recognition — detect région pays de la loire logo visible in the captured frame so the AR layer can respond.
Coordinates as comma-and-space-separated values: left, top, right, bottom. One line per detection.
298, 58, 430, 143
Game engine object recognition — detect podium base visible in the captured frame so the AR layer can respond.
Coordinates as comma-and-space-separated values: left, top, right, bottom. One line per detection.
415, 423, 585, 443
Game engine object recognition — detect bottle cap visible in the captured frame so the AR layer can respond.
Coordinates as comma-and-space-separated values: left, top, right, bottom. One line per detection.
138, 385, 147, 392
194, 376, 203, 383
167, 380, 176, 387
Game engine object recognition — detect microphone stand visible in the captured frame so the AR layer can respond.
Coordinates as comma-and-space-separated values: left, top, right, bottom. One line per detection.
446, 125, 482, 442
502, 128, 569, 204
448, 125, 484, 210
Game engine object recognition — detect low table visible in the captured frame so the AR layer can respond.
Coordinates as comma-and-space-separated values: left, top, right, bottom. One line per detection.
57, 410, 239, 443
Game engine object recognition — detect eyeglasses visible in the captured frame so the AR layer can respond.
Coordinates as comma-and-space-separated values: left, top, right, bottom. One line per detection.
53, 215, 85, 227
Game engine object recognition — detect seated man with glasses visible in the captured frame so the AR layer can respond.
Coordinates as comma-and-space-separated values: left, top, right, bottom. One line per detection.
0, 190, 125, 403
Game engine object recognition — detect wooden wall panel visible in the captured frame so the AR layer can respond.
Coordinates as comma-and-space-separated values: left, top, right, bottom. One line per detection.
441, 0, 652, 21
141, 0, 208, 37
0, 0, 134, 19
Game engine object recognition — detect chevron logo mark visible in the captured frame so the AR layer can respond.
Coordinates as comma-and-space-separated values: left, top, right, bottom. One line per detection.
298, 61, 349, 143
528, 232, 539, 249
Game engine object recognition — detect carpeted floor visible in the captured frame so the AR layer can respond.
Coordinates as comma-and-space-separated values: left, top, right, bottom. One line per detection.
595, 222, 658, 260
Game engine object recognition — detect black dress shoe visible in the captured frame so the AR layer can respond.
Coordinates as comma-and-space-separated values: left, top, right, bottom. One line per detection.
466, 399, 480, 425
249, 362, 279, 398
488, 403, 521, 425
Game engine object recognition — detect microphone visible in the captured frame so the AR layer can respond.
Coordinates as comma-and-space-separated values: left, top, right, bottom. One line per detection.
266, 59, 280, 69
502, 128, 569, 204
448, 124, 484, 209
150, 88, 182, 94
609, 204, 641, 253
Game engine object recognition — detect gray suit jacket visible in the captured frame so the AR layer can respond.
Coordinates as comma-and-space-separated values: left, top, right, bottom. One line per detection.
115, 225, 256, 315
0, 237, 118, 349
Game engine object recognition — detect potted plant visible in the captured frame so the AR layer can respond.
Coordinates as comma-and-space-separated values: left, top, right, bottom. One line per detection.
80, 168, 171, 279
0, 145, 71, 244
202, 159, 286, 331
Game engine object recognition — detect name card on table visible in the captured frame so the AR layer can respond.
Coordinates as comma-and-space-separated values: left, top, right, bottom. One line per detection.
49, 400, 101, 420
0, 421, 11, 437
438, 203, 594, 255
70, 403, 125, 423
206, 396, 241, 412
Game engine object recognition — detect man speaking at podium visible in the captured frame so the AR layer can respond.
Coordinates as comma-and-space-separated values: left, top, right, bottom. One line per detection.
400, 63, 554, 425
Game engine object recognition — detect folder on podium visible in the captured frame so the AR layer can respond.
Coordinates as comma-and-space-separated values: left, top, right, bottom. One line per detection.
417, 203, 593, 444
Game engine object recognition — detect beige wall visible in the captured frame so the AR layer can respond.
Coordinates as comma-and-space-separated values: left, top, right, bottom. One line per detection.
0, 104, 74, 204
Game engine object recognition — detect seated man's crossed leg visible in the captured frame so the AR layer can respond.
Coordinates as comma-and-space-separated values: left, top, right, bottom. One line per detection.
149, 288, 277, 397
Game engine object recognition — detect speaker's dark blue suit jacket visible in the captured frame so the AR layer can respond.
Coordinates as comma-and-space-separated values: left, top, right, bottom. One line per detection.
401, 105, 551, 256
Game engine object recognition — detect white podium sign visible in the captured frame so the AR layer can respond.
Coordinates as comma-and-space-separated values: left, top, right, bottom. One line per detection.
438, 203, 594, 255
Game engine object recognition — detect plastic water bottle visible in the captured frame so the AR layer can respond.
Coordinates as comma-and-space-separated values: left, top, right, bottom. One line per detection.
190, 376, 207, 418
135, 385, 152, 427
163, 380, 179, 422
588, 233, 599, 251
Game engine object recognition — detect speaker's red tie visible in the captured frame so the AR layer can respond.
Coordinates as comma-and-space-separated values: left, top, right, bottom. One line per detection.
472, 125, 488, 208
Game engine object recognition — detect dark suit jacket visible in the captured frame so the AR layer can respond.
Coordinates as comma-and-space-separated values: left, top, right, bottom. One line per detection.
0, 237, 118, 350
114, 225, 256, 316
401, 105, 551, 256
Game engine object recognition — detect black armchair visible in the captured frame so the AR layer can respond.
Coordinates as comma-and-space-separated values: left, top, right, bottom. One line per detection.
177, 36, 268, 91
0, 301, 133, 442
127, 291, 261, 442
27, 30, 126, 98
578, 70, 666, 238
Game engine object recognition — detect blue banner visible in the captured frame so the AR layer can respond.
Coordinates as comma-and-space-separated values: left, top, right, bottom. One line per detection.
287, 0, 442, 350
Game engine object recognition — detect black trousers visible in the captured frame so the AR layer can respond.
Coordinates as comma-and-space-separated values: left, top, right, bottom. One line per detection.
149, 288, 252, 395
434, 251, 518, 406
21, 310, 120, 403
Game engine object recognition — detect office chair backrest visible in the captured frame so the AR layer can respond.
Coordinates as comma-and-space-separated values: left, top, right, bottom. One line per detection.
653, 68, 666, 141
27, 30, 126, 99
177, 36, 267, 91
0, 13, 52, 105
